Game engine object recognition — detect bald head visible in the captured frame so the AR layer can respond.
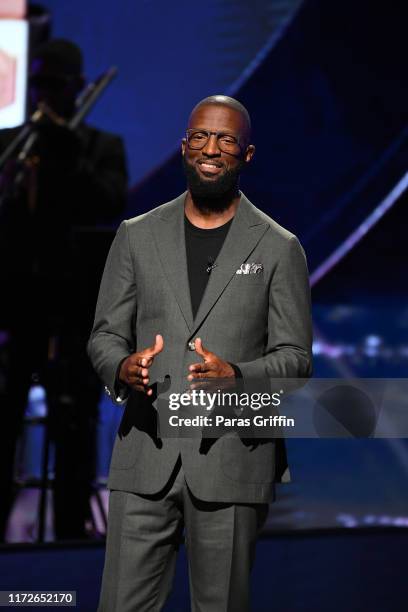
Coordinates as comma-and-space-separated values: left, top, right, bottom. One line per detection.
189, 95, 252, 146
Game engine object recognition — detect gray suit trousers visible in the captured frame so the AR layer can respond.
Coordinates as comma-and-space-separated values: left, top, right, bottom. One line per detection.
98, 456, 268, 612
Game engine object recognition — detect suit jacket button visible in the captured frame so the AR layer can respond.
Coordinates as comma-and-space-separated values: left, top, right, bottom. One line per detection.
188, 340, 196, 351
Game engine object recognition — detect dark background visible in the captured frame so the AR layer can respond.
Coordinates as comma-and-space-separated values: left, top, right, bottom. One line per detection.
3, 0, 408, 537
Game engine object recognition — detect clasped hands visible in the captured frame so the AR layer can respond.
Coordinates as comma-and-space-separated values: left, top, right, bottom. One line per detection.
118, 334, 235, 396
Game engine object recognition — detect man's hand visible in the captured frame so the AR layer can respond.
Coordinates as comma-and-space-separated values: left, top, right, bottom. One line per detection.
119, 334, 164, 396
188, 338, 235, 387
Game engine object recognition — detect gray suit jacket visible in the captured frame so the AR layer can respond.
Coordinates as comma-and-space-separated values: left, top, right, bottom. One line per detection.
87, 191, 313, 503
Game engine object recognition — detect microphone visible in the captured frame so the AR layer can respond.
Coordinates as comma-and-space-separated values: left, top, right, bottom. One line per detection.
206, 257, 218, 274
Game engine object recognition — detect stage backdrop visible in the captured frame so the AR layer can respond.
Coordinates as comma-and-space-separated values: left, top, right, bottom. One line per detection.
37, 0, 301, 185
18, 0, 408, 535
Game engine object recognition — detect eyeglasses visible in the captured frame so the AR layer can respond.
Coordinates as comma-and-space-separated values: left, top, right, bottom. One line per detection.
185, 129, 243, 155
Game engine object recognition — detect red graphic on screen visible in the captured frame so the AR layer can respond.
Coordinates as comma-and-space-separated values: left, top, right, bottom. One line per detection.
0, 0, 26, 19
0, 48, 17, 110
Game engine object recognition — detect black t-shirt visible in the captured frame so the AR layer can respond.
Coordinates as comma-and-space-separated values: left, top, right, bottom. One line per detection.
184, 214, 233, 319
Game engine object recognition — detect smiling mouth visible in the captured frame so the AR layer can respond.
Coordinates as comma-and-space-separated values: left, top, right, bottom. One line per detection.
197, 161, 224, 175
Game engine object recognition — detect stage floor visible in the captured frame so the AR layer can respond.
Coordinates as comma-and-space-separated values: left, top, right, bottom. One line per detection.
1, 528, 407, 611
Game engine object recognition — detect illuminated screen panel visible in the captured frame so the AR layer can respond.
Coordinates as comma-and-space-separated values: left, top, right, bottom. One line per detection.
0, 0, 26, 19
0, 19, 28, 128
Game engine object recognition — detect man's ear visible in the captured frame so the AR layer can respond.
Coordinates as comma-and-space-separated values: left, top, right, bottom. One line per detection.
181, 137, 186, 156
244, 144, 255, 163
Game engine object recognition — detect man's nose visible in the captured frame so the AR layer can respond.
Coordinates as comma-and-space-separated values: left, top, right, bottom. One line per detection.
202, 134, 221, 156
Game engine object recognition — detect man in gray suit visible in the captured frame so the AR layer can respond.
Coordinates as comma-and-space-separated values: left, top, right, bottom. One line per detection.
88, 95, 313, 611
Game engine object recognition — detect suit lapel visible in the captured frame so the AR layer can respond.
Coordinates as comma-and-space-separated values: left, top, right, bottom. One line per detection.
191, 193, 269, 337
150, 192, 194, 332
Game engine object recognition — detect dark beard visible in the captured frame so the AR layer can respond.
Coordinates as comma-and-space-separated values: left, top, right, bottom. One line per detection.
182, 156, 243, 213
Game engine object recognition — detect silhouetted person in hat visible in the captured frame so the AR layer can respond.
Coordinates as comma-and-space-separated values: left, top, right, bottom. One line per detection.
0, 39, 128, 540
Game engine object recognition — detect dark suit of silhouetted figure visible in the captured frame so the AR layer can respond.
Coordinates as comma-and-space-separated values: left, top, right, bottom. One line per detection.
0, 39, 128, 541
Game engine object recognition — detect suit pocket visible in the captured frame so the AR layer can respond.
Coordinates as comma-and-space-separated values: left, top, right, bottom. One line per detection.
220, 435, 276, 483
233, 273, 265, 286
